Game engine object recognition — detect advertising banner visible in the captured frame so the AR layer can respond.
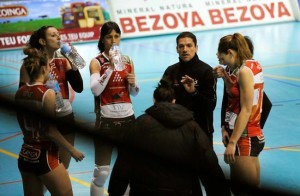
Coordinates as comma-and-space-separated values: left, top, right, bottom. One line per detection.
0, 0, 110, 50
108, 0, 297, 38
1, 0, 299, 50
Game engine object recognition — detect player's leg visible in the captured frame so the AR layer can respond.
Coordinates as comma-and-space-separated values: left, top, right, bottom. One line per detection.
20, 171, 44, 196
91, 136, 113, 196
40, 163, 73, 196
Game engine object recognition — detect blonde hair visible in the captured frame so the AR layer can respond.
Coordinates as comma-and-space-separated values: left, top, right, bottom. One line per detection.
22, 46, 48, 80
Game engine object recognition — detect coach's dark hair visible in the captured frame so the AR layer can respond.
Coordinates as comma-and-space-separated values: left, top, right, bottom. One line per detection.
176, 31, 197, 46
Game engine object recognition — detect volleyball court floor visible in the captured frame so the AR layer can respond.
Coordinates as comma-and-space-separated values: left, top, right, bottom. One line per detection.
0, 21, 300, 195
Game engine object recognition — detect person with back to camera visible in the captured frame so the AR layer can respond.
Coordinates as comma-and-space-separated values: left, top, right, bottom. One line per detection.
108, 78, 231, 196
15, 46, 84, 196
19, 25, 84, 172
89, 21, 139, 196
213, 33, 265, 195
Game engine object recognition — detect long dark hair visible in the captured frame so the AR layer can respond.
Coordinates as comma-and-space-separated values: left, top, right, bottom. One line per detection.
97, 21, 121, 52
27, 25, 54, 50
244, 35, 254, 55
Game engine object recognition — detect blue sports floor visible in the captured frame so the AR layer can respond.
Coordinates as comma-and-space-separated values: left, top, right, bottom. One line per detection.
1, 21, 300, 195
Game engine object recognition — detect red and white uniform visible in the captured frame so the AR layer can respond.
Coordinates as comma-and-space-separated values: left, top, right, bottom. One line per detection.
15, 83, 60, 175
225, 60, 264, 137
15, 83, 51, 141
95, 53, 134, 118
49, 57, 72, 117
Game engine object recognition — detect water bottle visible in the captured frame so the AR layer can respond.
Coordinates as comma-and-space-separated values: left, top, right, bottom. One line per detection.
60, 42, 86, 69
109, 43, 125, 71
53, 82, 64, 112
45, 74, 64, 112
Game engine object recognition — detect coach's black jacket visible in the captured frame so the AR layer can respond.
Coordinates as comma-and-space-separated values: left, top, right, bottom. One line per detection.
162, 54, 217, 136
108, 102, 230, 196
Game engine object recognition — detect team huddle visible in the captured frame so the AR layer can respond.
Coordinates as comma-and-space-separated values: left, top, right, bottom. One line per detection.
15, 21, 266, 196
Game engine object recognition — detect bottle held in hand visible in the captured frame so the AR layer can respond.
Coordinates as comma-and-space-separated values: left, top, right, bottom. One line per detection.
60, 41, 86, 69
109, 43, 125, 71
45, 74, 64, 112
53, 83, 64, 112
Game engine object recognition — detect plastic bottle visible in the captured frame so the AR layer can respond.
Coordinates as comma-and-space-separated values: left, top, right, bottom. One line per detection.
45, 74, 64, 112
53, 82, 64, 112
60, 41, 86, 69
109, 43, 125, 71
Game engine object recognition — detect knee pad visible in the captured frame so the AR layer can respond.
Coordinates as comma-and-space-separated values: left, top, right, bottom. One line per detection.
91, 165, 110, 196
92, 165, 110, 187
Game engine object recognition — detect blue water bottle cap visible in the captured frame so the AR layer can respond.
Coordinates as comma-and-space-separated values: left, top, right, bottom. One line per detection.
61, 42, 71, 54
54, 82, 60, 92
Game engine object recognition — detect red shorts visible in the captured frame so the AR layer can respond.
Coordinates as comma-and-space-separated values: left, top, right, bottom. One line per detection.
18, 143, 60, 176
235, 134, 265, 156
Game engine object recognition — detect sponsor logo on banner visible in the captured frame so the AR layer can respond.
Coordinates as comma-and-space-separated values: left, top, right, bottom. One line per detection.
107, 0, 296, 38
0, 5, 28, 18
0, 27, 100, 49
0, 0, 299, 49
0, 0, 110, 50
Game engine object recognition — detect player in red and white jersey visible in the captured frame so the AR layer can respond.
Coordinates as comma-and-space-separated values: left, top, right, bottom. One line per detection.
219, 60, 264, 137
19, 26, 83, 171
92, 53, 135, 118
15, 47, 84, 196
89, 21, 139, 196
214, 33, 265, 195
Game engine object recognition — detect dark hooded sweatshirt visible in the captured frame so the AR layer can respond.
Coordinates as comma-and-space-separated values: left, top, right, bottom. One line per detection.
108, 102, 230, 196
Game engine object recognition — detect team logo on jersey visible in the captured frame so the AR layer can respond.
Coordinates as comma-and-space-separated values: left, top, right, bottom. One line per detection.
113, 72, 123, 83
58, 60, 64, 71
20, 145, 41, 161
112, 91, 124, 99
99, 56, 106, 64
22, 90, 33, 98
